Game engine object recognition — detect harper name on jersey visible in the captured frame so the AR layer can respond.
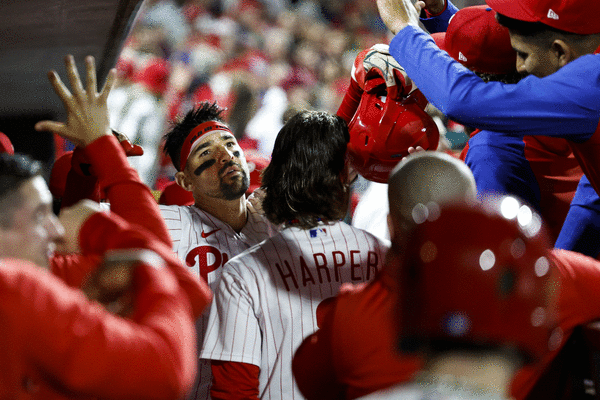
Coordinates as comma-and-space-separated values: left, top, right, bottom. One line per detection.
201, 220, 390, 399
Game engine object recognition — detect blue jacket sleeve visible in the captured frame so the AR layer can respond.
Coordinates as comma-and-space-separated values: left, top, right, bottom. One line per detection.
388, 26, 600, 140
420, 0, 459, 34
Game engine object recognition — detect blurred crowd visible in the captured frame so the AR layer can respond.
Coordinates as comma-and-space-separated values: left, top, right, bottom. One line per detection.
107, 0, 483, 190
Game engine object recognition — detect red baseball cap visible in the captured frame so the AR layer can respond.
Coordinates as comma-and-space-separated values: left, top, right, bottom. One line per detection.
486, 0, 600, 35
432, 6, 516, 75
0, 132, 14, 154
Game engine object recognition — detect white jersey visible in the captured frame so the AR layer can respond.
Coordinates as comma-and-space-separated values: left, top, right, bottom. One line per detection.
160, 193, 278, 400
357, 381, 507, 400
201, 221, 390, 399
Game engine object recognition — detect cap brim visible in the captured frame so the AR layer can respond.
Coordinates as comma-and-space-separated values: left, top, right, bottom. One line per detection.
431, 32, 447, 51
485, 0, 538, 23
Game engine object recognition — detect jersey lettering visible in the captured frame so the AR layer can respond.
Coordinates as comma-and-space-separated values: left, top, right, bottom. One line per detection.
275, 260, 299, 291
275, 250, 381, 291
186, 245, 230, 282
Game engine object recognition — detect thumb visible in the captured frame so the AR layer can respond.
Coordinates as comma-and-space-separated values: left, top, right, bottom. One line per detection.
35, 121, 66, 135
414, 1, 425, 14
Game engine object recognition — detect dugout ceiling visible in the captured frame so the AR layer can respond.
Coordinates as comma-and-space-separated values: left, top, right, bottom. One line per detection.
0, 0, 142, 164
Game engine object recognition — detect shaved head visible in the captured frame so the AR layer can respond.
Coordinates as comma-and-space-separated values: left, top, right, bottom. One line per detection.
388, 151, 477, 235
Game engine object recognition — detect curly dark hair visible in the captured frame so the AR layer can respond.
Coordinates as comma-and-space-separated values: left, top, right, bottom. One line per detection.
0, 153, 42, 227
163, 101, 227, 171
261, 110, 350, 229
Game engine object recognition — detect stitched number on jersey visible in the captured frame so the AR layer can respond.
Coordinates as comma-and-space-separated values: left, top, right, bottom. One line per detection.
185, 246, 229, 282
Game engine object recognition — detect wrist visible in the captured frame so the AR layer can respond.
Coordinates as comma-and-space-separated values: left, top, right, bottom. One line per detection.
428, 1, 447, 16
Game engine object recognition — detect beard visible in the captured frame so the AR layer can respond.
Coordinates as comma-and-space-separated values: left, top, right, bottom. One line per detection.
220, 162, 250, 200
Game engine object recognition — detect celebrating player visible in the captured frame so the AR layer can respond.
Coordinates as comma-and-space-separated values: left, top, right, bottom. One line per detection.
292, 151, 478, 399
375, 0, 600, 253
1, 53, 212, 398
200, 110, 390, 399
160, 101, 278, 399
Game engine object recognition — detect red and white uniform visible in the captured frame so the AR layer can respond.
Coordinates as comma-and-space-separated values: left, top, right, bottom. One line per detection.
160, 193, 278, 399
201, 221, 390, 399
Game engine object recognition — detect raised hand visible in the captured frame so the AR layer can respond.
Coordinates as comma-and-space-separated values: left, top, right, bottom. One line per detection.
35, 55, 116, 147
376, 0, 421, 35
415, 0, 446, 15
352, 44, 416, 97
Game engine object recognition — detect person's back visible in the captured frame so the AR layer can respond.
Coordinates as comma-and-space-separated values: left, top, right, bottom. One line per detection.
293, 151, 478, 399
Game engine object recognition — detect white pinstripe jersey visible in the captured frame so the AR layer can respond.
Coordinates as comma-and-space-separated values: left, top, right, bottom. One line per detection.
200, 221, 390, 399
160, 194, 278, 400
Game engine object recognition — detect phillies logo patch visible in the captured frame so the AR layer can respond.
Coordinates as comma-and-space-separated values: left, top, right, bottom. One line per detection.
186, 245, 229, 282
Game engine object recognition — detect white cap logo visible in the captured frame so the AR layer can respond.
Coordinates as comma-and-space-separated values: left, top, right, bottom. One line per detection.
547, 9, 559, 20
458, 52, 468, 62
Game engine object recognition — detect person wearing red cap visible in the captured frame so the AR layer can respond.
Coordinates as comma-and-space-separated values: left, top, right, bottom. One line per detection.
420, 3, 585, 247
160, 101, 279, 400
375, 0, 600, 251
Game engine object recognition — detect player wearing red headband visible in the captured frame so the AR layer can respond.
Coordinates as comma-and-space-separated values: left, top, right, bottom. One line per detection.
161, 102, 278, 400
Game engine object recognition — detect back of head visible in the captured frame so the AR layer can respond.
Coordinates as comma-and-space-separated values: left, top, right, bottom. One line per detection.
396, 198, 557, 365
262, 110, 349, 228
387, 151, 476, 234
0, 153, 42, 228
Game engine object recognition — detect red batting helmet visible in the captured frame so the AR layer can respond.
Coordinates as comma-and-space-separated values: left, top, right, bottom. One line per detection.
347, 75, 439, 183
397, 197, 557, 364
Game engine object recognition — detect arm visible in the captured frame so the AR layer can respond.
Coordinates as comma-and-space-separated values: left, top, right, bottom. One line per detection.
201, 266, 262, 396
554, 175, 600, 258
210, 361, 260, 400
386, 26, 600, 138
418, 0, 459, 34
4, 248, 196, 399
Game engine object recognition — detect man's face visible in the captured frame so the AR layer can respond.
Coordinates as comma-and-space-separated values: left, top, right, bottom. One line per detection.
510, 33, 561, 78
180, 131, 250, 202
2, 176, 64, 268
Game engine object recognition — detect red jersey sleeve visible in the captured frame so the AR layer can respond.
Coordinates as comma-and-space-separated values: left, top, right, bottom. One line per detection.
1, 255, 195, 399
210, 361, 260, 400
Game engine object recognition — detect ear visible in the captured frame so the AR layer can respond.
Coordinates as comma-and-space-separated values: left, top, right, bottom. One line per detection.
551, 39, 577, 68
175, 171, 193, 192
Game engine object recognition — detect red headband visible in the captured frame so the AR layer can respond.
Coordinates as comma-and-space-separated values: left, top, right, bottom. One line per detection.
179, 121, 232, 171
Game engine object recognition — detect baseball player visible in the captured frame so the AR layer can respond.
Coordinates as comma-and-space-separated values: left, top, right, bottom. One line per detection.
160, 101, 279, 399
419, 2, 584, 244
293, 151, 478, 400
375, 0, 600, 239
200, 110, 390, 399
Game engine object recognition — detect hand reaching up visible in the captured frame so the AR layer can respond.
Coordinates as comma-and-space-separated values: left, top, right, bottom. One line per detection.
35, 55, 116, 147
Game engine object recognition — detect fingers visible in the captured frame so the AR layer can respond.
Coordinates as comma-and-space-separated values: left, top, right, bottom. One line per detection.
99, 68, 117, 104
415, 1, 425, 14
65, 55, 86, 100
34, 120, 66, 135
85, 55, 97, 99
47, 70, 74, 109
